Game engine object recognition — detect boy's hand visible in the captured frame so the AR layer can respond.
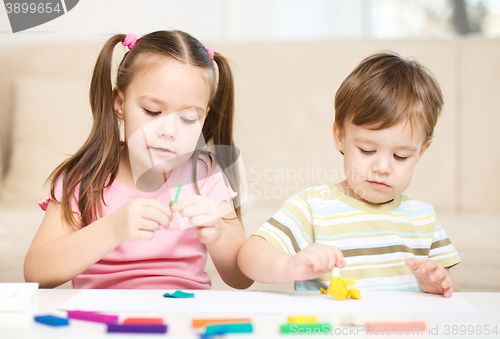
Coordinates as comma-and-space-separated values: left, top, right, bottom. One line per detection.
285, 244, 345, 281
172, 195, 223, 244
406, 258, 455, 298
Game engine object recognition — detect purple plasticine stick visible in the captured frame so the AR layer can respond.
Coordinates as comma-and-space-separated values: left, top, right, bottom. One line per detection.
67, 310, 118, 324
107, 324, 168, 334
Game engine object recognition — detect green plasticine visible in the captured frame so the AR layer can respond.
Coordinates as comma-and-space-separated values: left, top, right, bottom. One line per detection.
170, 184, 183, 206
163, 290, 194, 298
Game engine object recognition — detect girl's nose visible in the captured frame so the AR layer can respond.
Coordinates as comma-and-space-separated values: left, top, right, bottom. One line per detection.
157, 115, 176, 139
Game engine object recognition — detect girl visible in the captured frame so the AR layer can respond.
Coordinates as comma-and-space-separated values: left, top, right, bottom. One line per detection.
24, 30, 253, 290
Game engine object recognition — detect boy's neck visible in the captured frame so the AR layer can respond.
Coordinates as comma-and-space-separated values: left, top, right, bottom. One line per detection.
334, 180, 393, 206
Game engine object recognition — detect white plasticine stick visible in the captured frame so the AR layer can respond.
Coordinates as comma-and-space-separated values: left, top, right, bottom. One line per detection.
332, 267, 340, 277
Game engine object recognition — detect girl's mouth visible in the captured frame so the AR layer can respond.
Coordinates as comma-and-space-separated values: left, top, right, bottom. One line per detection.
150, 146, 175, 156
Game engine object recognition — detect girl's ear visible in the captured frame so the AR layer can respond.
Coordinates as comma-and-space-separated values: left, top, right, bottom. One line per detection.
332, 122, 345, 155
113, 87, 125, 119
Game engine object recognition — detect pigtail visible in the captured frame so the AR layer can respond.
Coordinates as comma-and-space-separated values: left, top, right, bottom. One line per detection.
47, 34, 125, 228
206, 53, 242, 222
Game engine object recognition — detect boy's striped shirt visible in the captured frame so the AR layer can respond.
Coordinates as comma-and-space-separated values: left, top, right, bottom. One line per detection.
255, 185, 461, 291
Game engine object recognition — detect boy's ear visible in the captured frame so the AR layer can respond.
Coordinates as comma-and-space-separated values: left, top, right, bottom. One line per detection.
332, 122, 345, 155
113, 87, 125, 120
418, 138, 433, 159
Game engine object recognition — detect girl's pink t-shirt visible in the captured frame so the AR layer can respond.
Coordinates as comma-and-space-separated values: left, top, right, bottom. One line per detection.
39, 154, 236, 289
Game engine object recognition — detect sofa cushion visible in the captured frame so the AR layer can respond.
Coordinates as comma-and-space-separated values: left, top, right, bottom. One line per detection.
0, 77, 92, 206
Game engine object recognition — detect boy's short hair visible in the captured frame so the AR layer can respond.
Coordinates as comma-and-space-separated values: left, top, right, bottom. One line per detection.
334, 52, 443, 140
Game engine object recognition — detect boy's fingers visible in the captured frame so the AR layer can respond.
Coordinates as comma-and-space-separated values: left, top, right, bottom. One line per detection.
424, 259, 438, 272
405, 258, 422, 271
332, 247, 345, 267
443, 285, 453, 298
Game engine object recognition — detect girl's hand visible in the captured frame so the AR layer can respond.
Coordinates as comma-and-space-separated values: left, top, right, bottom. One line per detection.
406, 258, 455, 298
107, 198, 171, 243
285, 244, 345, 281
171, 195, 223, 244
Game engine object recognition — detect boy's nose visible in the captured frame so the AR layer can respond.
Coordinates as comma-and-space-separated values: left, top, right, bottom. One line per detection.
372, 156, 392, 174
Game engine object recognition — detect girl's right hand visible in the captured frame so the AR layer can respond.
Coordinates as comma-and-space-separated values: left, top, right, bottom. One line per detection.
107, 198, 172, 243
285, 243, 345, 281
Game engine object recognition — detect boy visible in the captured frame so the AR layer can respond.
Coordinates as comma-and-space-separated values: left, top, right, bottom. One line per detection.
238, 52, 460, 297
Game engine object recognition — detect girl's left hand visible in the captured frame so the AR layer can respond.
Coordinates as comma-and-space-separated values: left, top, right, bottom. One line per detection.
171, 195, 223, 244
406, 258, 455, 298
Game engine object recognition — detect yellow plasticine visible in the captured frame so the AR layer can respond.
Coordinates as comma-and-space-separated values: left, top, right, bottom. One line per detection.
320, 268, 362, 301
287, 316, 318, 324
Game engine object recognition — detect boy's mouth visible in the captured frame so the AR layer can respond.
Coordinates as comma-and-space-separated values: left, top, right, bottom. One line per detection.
368, 180, 390, 189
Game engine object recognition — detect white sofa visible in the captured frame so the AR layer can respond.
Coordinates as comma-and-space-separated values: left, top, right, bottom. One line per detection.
0, 37, 499, 291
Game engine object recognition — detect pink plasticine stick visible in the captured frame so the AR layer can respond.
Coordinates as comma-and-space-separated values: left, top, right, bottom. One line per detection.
67, 310, 118, 324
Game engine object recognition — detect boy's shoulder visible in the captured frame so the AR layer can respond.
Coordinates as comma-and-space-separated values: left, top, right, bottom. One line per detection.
399, 192, 435, 208
294, 184, 340, 201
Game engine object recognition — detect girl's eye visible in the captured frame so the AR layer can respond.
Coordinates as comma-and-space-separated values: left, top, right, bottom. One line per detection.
394, 154, 408, 161
144, 109, 161, 116
359, 148, 374, 155
181, 117, 197, 124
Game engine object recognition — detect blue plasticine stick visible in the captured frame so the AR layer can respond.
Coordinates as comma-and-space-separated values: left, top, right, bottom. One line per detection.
34, 315, 69, 327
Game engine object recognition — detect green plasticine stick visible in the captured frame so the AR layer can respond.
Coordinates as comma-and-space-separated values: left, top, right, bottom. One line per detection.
170, 184, 182, 206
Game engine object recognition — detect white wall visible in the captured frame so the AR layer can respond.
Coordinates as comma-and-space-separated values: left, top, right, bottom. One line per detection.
0, 0, 367, 47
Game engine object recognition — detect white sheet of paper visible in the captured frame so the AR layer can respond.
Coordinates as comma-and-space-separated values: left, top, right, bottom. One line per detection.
58, 290, 290, 314
288, 291, 478, 314
0, 283, 39, 312
57, 290, 477, 315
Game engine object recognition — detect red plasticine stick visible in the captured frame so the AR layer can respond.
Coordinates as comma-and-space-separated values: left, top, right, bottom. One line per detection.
365, 321, 427, 333
67, 310, 118, 324
123, 317, 164, 325
192, 318, 252, 328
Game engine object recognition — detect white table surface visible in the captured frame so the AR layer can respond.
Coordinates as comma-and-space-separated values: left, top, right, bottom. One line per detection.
1, 290, 499, 339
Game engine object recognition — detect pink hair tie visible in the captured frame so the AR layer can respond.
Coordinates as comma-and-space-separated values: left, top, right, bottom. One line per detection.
122, 33, 138, 50
206, 47, 215, 61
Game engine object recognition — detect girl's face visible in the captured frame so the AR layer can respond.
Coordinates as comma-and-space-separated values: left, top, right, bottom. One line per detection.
333, 120, 432, 205
114, 57, 211, 175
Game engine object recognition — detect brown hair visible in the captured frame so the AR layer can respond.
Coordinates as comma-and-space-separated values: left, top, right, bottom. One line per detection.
334, 52, 443, 141
47, 30, 241, 228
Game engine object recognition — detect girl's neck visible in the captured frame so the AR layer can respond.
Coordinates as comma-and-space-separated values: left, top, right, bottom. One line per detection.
117, 143, 172, 192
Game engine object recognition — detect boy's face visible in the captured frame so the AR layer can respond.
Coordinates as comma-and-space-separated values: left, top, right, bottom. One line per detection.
333, 120, 432, 205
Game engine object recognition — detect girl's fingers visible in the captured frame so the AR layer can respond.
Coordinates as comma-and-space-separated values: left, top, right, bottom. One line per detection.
142, 199, 172, 220
181, 204, 213, 219
138, 219, 162, 231
172, 195, 209, 212
142, 206, 170, 228
134, 228, 156, 241
190, 215, 219, 228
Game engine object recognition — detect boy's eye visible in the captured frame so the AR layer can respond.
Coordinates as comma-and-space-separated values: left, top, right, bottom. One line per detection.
359, 148, 374, 155
181, 117, 197, 124
144, 109, 161, 116
394, 154, 408, 161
